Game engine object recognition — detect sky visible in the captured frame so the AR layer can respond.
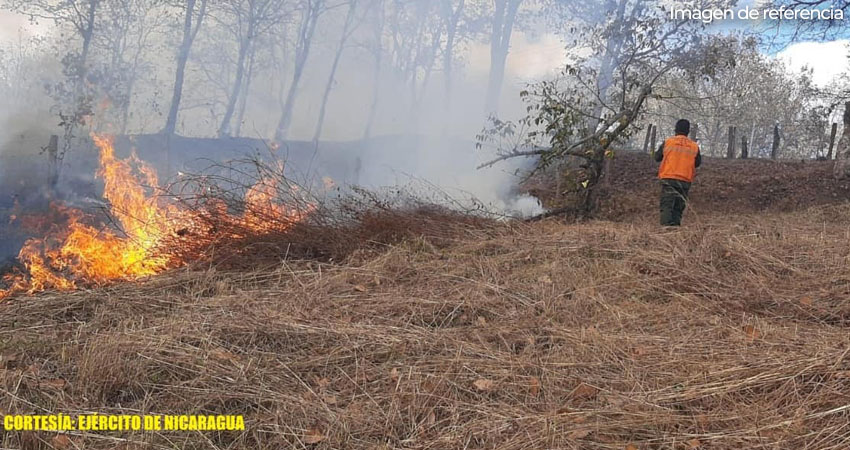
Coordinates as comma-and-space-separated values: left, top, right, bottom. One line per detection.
777, 39, 850, 86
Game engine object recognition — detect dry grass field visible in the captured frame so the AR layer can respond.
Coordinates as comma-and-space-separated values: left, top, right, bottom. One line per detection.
3, 178, 850, 449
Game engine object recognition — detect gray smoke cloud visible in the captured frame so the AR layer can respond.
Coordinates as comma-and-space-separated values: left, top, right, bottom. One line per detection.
0, 4, 564, 235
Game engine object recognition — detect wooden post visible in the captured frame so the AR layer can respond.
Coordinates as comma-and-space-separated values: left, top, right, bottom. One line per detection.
642, 124, 652, 154
650, 125, 657, 155
827, 122, 838, 160
771, 124, 781, 159
726, 126, 736, 159
831, 102, 850, 179
839, 102, 850, 160
740, 135, 748, 159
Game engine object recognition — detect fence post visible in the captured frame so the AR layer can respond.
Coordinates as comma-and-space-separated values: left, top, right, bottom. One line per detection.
827, 122, 838, 160
650, 125, 657, 155
771, 124, 781, 159
726, 126, 736, 159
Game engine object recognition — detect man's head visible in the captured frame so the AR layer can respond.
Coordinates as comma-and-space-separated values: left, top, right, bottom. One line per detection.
675, 119, 690, 136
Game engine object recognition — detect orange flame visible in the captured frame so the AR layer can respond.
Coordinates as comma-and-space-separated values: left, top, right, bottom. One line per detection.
0, 134, 312, 300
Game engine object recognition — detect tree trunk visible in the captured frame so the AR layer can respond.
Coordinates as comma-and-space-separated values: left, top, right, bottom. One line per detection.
219, 31, 253, 137
164, 0, 207, 136
749, 123, 756, 158
582, 87, 652, 215
586, 0, 628, 134
119, 75, 136, 135
362, 52, 382, 139
409, 18, 443, 133
689, 123, 698, 141
442, 0, 464, 111
484, 0, 521, 114
120, 33, 148, 136
275, 1, 322, 142
363, 0, 384, 140
234, 43, 257, 137
740, 135, 748, 159
313, 0, 357, 143
79, 0, 98, 71
709, 122, 722, 157
60, 0, 98, 166
275, 54, 308, 142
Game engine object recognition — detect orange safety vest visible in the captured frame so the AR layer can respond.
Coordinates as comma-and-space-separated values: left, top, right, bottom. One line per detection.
658, 135, 699, 183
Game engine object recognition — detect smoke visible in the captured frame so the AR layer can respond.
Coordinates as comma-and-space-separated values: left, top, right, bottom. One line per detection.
0, 3, 563, 244
343, 127, 547, 220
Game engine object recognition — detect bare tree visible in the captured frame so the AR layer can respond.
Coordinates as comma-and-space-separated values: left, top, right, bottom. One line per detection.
441, 0, 466, 110
770, 0, 849, 42
163, 0, 208, 136
484, 0, 521, 114
217, 0, 288, 137
313, 0, 360, 142
362, 0, 384, 139
643, 36, 825, 159
4, 0, 102, 171
233, 33, 258, 136
274, 0, 326, 142
379, 0, 450, 131
3, 0, 101, 95
96, 0, 168, 134
478, 0, 731, 215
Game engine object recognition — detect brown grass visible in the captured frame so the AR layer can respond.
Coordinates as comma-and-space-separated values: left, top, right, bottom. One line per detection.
3, 203, 850, 449
523, 151, 850, 222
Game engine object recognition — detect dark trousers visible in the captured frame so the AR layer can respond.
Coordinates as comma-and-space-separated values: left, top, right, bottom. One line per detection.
659, 179, 691, 226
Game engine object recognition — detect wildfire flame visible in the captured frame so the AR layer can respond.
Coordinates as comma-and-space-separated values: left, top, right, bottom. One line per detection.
0, 134, 312, 300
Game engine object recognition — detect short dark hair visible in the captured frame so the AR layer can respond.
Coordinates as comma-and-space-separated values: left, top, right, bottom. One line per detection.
675, 119, 690, 135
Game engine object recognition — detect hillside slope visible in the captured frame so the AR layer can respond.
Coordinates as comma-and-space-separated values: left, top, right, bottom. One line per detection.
3, 158, 850, 449
526, 152, 850, 222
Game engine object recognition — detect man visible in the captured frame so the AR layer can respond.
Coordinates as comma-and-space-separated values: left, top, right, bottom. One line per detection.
654, 119, 701, 226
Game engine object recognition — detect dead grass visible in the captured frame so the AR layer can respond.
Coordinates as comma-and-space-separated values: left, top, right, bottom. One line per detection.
3, 204, 850, 449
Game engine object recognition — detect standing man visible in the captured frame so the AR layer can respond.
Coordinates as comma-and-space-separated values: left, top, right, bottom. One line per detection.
654, 119, 701, 226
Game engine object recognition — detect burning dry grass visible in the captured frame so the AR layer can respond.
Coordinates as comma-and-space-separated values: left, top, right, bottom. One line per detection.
163, 179, 494, 268
3, 202, 850, 449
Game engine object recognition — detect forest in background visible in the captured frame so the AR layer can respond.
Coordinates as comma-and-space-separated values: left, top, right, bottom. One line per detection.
0, 0, 845, 158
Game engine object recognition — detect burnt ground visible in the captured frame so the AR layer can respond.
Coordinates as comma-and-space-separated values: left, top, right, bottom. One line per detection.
524, 151, 850, 222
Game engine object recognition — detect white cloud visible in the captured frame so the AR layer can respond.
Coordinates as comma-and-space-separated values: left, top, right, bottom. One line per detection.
777, 40, 849, 86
